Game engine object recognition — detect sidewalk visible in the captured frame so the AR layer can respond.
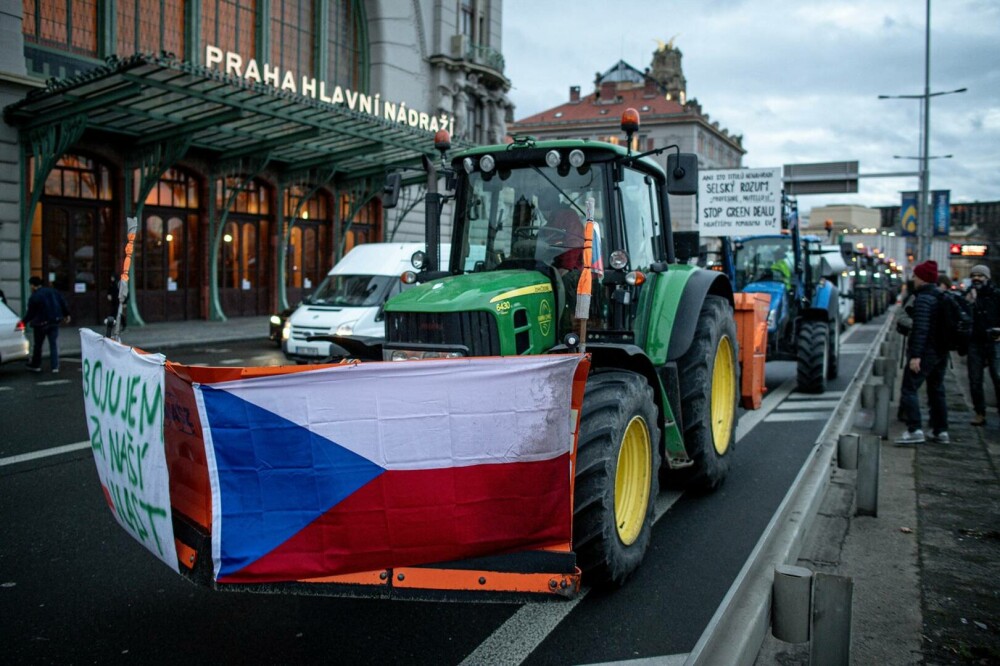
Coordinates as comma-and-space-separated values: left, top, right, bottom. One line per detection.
756, 351, 1000, 664
54, 316, 272, 357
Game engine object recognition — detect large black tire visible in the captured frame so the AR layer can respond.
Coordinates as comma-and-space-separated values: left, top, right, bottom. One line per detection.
854, 290, 869, 324
797, 320, 829, 393
677, 296, 739, 492
573, 370, 661, 587
827, 315, 840, 380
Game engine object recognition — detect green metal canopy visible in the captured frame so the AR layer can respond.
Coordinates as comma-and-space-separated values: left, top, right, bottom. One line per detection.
4, 52, 446, 177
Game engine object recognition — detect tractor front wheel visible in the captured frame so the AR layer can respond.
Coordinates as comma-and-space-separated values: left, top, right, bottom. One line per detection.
678, 296, 739, 492
573, 370, 661, 587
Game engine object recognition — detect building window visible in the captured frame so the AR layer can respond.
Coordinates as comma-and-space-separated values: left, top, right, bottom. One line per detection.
201, 0, 256, 58
23, 0, 99, 57
285, 187, 331, 290
460, 0, 474, 39
116, 0, 185, 57
327, 0, 363, 88
271, 0, 314, 78
339, 193, 380, 253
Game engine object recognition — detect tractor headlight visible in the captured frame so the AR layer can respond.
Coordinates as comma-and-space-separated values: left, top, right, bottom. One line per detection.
568, 149, 585, 168
609, 250, 629, 270
463, 157, 475, 174
545, 150, 561, 168
479, 154, 495, 173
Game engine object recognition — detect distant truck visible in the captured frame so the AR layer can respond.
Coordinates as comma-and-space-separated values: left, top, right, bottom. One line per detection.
282, 242, 448, 363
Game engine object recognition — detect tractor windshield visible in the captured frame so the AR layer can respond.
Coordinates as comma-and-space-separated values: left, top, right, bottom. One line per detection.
732, 237, 794, 291
456, 163, 608, 273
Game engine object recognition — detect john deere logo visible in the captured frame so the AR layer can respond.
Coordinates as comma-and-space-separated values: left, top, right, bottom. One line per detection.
538, 300, 552, 336
495, 301, 511, 314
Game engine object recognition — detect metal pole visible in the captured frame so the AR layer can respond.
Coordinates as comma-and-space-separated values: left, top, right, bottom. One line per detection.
919, 0, 932, 260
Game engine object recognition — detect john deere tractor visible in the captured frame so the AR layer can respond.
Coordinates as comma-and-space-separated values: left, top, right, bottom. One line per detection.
367, 112, 760, 587
372, 110, 760, 584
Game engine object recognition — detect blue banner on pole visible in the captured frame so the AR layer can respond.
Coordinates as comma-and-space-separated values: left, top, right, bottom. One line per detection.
932, 190, 950, 236
900, 191, 918, 236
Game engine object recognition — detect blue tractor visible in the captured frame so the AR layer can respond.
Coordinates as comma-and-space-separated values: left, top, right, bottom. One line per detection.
721, 198, 841, 393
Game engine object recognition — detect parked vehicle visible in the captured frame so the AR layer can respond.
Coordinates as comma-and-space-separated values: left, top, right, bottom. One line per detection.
268, 306, 294, 347
282, 242, 448, 363
0, 301, 30, 367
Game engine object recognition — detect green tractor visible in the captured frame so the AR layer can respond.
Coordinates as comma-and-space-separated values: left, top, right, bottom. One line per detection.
374, 114, 755, 586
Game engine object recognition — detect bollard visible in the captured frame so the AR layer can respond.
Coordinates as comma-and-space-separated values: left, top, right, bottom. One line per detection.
772, 564, 813, 643
861, 383, 875, 409
810, 572, 854, 666
874, 384, 891, 438
880, 341, 894, 357
837, 433, 859, 470
873, 357, 888, 377
857, 434, 880, 516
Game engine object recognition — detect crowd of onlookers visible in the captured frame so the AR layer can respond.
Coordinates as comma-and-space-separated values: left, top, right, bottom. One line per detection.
895, 262, 1000, 444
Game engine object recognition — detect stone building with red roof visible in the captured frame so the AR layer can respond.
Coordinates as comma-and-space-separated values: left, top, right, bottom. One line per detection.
510, 43, 745, 230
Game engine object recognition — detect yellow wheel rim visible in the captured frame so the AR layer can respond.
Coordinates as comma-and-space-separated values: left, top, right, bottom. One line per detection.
615, 416, 652, 546
711, 335, 736, 455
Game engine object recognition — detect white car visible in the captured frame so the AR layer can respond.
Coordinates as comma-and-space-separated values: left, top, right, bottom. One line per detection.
283, 243, 449, 363
0, 301, 30, 366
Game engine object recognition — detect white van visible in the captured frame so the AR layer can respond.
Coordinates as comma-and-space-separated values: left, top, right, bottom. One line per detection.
283, 242, 448, 362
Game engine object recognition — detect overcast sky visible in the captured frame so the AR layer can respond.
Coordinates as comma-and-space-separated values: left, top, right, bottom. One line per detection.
502, 0, 999, 216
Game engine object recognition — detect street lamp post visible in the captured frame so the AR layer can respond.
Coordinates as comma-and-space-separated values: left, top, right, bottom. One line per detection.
878, 0, 967, 262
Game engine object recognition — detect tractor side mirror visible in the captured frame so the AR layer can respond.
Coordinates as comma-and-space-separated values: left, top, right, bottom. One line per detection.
666, 153, 699, 196
382, 172, 402, 209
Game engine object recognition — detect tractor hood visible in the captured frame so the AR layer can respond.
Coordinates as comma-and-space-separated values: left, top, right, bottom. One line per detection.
386, 270, 554, 313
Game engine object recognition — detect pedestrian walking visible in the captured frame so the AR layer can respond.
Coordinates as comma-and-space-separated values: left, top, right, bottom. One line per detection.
896, 260, 949, 444
20, 276, 71, 373
964, 264, 1000, 426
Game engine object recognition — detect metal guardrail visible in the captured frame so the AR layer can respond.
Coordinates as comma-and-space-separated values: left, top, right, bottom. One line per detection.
686, 313, 895, 665
467, 43, 505, 73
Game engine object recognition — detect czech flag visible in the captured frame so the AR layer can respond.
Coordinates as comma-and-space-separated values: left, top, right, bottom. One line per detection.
193, 355, 582, 583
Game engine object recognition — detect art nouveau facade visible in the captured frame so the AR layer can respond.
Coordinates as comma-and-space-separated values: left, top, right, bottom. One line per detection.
0, 0, 511, 323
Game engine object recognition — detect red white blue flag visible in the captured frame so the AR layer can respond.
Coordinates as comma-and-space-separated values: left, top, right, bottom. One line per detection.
193, 355, 582, 583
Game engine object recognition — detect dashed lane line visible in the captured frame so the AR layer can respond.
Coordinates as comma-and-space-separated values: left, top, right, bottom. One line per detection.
1, 441, 90, 467
775, 400, 841, 410
764, 411, 832, 422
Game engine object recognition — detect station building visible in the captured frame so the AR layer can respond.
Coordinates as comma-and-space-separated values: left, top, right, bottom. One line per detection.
510, 42, 745, 231
0, 0, 512, 324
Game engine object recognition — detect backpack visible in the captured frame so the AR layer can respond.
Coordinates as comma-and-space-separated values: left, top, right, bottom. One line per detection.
938, 290, 972, 355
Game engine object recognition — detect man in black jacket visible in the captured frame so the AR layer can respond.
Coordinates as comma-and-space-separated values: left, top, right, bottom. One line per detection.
897, 260, 949, 444
965, 264, 1000, 426
20, 276, 70, 373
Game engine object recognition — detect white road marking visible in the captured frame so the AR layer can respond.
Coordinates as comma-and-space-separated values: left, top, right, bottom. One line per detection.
0, 386, 11, 392
765, 411, 832, 422
36, 379, 71, 386
1, 441, 90, 467
775, 400, 840, 410
219, 358, 245, 365
735, 379, 795, 441
785, 391, 843, 400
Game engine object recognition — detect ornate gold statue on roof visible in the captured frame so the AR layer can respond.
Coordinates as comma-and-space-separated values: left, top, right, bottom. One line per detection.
654, 35, 679, 52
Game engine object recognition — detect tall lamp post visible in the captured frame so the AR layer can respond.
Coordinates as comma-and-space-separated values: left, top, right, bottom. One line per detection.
878, 0, 966, 262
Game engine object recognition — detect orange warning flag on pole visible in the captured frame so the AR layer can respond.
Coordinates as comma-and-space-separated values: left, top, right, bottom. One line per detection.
575, 198, 599, 321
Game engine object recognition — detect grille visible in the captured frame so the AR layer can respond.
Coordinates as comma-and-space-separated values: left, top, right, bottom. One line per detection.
290, 325, 328, 341
386, 311, 501, 356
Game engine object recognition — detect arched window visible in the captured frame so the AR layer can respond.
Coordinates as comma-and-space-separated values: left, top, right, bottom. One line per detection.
216, 177, 274, 317
285, 187, 331, 292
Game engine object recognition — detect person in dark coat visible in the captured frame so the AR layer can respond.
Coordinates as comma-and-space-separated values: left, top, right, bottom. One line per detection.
897, 260, 949, 444
964, 264, 1000, 426
20, 276, 70, 373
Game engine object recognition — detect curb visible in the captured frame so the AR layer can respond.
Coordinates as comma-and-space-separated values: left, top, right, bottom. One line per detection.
686, 315, 893, 665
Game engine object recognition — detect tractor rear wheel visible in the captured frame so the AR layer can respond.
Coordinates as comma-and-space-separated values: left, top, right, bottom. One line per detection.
573, 370, 661, 587
677, 296, 739, 492
797, 320, 829, 393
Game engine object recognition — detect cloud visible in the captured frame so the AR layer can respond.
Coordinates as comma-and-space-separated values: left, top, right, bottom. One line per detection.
502, 0, 1000, 212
